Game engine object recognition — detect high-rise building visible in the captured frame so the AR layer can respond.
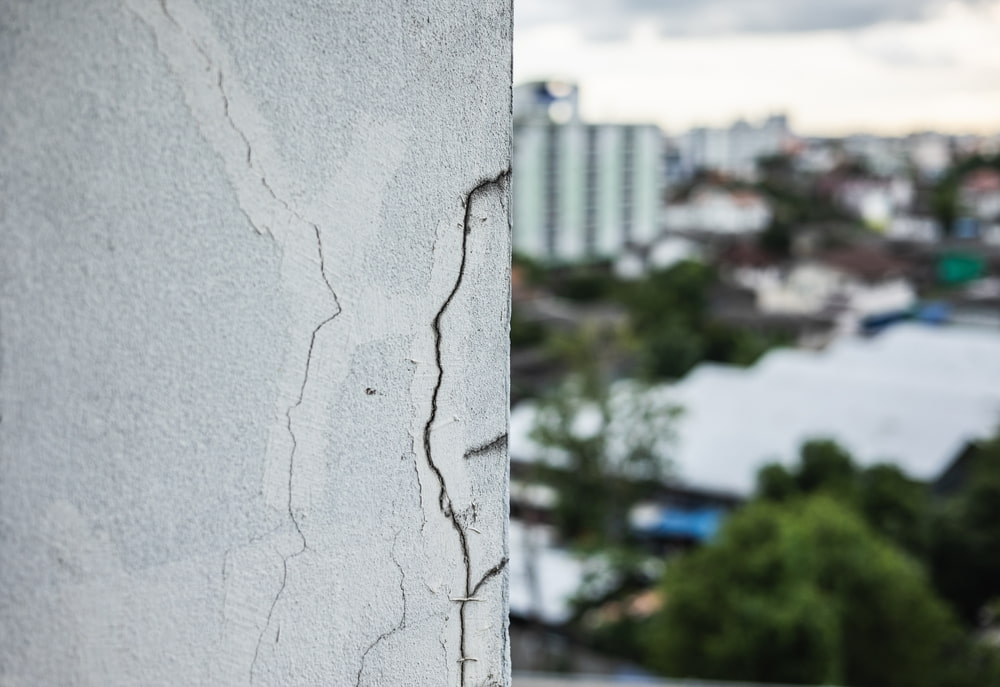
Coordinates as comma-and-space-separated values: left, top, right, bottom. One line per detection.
513, 83, 663, 263
513, 81, 580, 126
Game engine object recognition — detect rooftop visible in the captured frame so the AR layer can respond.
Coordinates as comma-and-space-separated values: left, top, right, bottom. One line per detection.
511, 324, 1000, 495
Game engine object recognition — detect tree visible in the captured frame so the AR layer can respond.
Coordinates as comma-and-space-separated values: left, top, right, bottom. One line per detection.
756, 462, 797, 502
858, 463, 930, 559
616, 261, 780, 381
931, 436, 1000, 625
754, 439, 858, 502
509, 309, 547, 349
930, 154, 1000, 234
796, 438, 857, 497
645, 496, 966, 687
756, 440, 931, 559
530, 329, 678, 547
759, 218, 793, 257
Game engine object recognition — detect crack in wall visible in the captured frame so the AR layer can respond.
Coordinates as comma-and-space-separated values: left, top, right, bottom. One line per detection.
471, 557, 508, 598
157, 0, 179, 28
421, 169, 509, 687
138, 4, 345, 679
250, 221, 341, 684
463, 433, 508, 460
217, 71, 253, 168
144, 0, 307, 241
407, 453, 429, 532
354, 531, 408, 686
138, 5, 508, 682
249, 552, 288, 681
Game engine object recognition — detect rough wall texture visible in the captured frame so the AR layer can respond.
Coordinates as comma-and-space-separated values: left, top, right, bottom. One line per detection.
0, 1, 511, 685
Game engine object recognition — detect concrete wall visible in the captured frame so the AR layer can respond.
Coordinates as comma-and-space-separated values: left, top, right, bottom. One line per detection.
0, 1, 511, 685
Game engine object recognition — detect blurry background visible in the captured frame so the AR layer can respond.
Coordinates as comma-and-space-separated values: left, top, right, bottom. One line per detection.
506, 1, 1000, 685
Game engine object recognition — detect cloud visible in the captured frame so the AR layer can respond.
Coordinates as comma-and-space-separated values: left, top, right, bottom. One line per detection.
516, 0, 995, 38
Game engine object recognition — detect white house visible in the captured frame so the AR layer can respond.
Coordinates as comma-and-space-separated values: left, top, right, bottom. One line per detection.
730, 247, 917, 334
663, 186, 771, 235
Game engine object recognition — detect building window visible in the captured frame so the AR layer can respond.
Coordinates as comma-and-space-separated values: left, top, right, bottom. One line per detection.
622, 127, 635, 243
584, 126, 598, 256
544, 124, 560, 258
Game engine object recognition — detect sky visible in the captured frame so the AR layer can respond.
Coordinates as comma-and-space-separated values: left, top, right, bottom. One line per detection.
514, 0, 1000, 136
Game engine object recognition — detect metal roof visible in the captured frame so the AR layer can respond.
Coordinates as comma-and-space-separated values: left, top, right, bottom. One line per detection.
511, 324, 1000, 495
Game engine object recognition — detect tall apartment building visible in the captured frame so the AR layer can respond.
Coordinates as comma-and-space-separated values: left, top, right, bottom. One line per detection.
512, 82, 663, 263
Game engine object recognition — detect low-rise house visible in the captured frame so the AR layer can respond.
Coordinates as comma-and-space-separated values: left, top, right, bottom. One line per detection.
730, 246, 917, 334
960, 168, 1000, 222
834, 176, 914, 230
887, 215, 941, 243
614, 236, 704, 279
662, 186, 771, 235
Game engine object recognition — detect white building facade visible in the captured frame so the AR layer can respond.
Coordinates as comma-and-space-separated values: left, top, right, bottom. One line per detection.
663, 186, 772, 235
679, 114, 791, 179
513, 121, 663, 263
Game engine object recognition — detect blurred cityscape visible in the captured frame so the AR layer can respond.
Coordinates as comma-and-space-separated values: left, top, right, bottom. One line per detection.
508, 80, 1000, 686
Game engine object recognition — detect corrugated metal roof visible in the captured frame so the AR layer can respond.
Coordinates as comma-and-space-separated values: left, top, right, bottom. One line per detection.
511, 324, 1000, 496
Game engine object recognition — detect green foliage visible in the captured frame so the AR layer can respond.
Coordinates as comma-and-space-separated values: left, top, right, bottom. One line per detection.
932, 183, 959, 234
645, 496, 965, 687
639, 322, 704, 379
930, 436, 1000, 624
930, 154, 1000, 233
512, 251, 548, 285
757, 153, 796, 180
759, 218, 793, 257
756, 463, 798, 502
753, 154, 860, 257
755, 440, 930, 559
530, 330, 679, 547
510, 309, 547, 349
511, 259, 785, 384
797, 439, 857, 497
619, 261, 713, 330
551, 267, 617, 303
616, 261, 782, 381
703, 322, 780, 368
858, 463, 930, 559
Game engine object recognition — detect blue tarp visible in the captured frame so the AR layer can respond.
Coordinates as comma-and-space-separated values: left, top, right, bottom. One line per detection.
634, 506, 725, 541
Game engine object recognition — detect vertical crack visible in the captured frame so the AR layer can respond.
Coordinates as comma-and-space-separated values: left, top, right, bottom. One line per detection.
421, 169, 509, 686
218, 71, 253, 168
408, 452, 429, 532
136, 2, 343, 682
355, 531, 408, 687
250, 222, 341, 684
158, 0, 179, 28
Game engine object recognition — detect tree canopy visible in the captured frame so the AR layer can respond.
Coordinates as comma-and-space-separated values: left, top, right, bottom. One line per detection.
930, 436, 1000, 625
645, 495, 966, 687
530, 329, 678, 548
756, 439, 930, 559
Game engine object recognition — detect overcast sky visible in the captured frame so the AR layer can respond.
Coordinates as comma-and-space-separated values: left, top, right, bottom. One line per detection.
514, 0, 1000, 135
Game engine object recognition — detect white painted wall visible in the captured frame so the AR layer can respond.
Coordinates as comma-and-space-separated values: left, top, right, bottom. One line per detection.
0, 1, 511, 686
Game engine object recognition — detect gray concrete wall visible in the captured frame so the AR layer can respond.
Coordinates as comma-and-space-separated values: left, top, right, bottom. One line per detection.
0, 1, 510, 685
